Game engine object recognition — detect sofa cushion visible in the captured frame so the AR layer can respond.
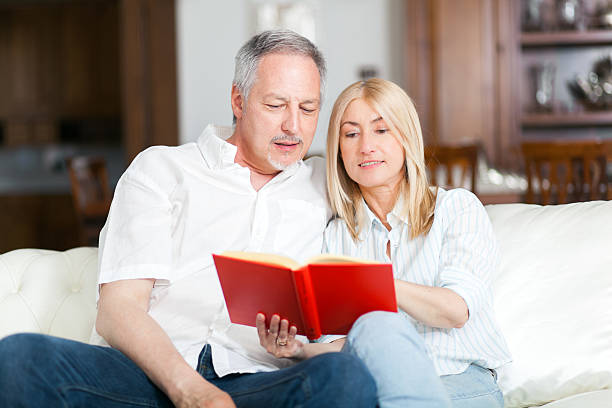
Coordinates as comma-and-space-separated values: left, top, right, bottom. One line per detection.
486, 201, 612, 408
0, 247, 98, 343
533, 389, 612, 408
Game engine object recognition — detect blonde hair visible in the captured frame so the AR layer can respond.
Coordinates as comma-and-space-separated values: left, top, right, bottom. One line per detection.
326, 78, 436, 241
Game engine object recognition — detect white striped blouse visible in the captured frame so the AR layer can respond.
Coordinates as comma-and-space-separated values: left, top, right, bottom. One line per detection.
322, 187, 512, 376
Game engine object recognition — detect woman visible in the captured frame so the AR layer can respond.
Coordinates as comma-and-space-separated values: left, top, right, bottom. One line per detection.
321, 78, 511, 407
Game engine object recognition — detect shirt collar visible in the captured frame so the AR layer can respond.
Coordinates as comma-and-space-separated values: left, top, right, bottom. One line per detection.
358, 196, 409, 241
196, 124, 302, 179
197, 124, 237, 170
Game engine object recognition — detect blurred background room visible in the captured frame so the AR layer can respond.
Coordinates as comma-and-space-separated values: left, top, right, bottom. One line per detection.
1, 0, 611, 253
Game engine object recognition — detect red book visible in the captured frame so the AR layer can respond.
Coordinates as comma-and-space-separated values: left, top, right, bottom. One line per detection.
213, 252, 397, 340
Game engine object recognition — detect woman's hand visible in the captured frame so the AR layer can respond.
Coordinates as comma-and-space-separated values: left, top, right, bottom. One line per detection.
256, 313, 304, 360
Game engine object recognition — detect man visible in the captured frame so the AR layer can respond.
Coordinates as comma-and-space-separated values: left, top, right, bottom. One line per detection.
0, 30, 376, 407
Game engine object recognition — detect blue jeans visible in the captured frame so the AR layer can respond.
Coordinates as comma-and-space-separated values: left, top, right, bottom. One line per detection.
0, 333, 377, 407
343, 311, 503, 408
441, 364, 503, 408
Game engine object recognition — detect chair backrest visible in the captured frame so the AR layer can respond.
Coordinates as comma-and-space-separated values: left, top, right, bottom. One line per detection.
521, 140, 609, 205
425, 144, 479, 194
66, 156, 112, 246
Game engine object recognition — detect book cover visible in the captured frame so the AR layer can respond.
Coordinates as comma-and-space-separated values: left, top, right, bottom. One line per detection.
213, 252, 397, 339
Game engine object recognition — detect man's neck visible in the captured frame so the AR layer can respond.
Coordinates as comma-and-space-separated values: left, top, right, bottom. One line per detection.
249, 171, 277, 191
227, 131, 280, 191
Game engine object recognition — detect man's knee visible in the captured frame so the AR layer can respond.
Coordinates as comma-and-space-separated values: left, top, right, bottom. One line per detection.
0, 333, 51, 386
309, 352, 377, 405
0, 333, 48, 361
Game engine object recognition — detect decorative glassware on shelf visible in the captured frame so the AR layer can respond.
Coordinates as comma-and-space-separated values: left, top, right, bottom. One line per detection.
567, 55, 612, 110
522, 0, 587, 31
593, 0, 612, 28
530, 62, 556, 112
523, 0, 551, 31
556, 0, 585, 30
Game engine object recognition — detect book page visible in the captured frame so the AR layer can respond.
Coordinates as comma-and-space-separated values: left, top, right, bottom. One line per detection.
306, 253, 379, 265
220, 251, 301, 270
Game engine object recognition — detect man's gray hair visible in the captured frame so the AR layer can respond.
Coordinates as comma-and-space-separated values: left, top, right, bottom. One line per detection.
233, 29, 326, 103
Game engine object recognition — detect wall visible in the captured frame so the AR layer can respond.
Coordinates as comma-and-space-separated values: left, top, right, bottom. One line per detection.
176, 0, 405, 155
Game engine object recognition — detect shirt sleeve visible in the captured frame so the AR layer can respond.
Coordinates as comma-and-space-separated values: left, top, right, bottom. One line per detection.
313, 334, 346, 343
97, 149, 174, 286
437, 189, 499, 318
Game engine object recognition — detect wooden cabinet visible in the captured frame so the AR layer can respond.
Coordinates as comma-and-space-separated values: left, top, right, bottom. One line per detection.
404, 0, 612, 170
518, 25, 612, 137
404, 0, 517, 169
0, 0, 178, 161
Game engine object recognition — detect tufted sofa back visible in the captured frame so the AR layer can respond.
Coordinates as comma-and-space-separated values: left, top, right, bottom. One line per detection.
0, 247, 98, 343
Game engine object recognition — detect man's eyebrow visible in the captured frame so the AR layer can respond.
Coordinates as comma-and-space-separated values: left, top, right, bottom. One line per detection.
263, 94, 288, 101
262, 94, 320, 104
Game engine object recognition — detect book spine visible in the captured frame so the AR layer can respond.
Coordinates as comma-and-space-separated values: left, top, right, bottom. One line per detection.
292, 266, 321, 340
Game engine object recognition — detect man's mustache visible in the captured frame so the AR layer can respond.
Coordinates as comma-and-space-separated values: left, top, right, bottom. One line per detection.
271, 135, 303, 144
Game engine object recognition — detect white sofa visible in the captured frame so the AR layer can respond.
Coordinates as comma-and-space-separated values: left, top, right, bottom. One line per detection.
1, 201, 611, 407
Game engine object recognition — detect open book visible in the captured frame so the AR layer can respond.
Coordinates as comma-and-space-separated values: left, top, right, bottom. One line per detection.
213, 251, 397, 340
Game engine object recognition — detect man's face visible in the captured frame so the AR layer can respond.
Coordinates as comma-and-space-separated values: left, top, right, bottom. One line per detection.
232, 53, 321, 173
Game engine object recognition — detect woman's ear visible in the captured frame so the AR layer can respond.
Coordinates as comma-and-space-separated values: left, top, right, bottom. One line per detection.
231, 84, 244, 120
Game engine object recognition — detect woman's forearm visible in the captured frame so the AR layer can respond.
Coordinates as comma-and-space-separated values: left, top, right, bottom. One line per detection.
293, 339, 346, 360
394, 280, 468, 329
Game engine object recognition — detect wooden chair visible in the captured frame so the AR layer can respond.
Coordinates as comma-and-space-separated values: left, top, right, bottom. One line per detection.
521, 141, 609, 205
66, 156, 112, 246
424, 144, 479, 194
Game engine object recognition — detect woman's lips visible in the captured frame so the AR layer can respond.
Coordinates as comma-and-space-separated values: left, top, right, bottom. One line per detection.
359, 160, 384, 168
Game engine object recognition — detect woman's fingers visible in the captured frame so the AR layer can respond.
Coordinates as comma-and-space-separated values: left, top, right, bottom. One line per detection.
288, 325, 298, 340
268, 314, 281, 339
255, 313, 267, 345
277, 319, 290, 345
256, 313, 303, 358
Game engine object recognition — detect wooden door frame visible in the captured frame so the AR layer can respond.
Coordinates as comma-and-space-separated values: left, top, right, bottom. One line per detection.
404, 0, 521, 170
120, 0, 178, 163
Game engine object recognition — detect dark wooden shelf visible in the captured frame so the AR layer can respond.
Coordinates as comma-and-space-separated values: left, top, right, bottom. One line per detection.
522, 111, 612, 127
521, 30, 612, 47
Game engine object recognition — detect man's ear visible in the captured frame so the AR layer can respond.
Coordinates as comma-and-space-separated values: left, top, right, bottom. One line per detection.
231, 84, 244, 120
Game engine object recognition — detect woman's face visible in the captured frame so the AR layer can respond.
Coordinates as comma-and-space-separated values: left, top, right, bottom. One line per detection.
339, 98, 405, 192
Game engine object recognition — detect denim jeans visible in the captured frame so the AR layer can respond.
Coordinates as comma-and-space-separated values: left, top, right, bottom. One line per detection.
0, 333, 377, 407
441, 364, 504, 408
343, 311, 504, 408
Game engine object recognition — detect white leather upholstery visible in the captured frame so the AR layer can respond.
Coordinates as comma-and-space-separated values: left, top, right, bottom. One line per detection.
0, 247, 98, 343
0, 202, 610, 407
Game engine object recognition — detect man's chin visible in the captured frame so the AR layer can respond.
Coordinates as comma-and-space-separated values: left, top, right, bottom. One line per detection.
267, 154, 301, 171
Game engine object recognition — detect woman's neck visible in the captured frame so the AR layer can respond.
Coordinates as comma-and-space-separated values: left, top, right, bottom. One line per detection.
361, 184, 401, 231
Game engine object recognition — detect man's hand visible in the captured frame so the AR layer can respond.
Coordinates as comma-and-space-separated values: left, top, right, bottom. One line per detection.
256, 313, 304, 359
173, 375, 236, 408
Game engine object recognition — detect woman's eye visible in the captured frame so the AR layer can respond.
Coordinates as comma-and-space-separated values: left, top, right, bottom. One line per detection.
376, 128, 388, 134
344, 132, 358, 138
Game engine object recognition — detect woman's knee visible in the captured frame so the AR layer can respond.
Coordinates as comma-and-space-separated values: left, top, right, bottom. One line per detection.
349, 311, 419, 344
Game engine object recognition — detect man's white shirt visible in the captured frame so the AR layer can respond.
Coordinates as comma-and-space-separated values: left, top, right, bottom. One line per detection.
90, 125, 331, 376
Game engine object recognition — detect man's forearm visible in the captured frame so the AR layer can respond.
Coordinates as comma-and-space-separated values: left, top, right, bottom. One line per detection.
96, 281, 218, 406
